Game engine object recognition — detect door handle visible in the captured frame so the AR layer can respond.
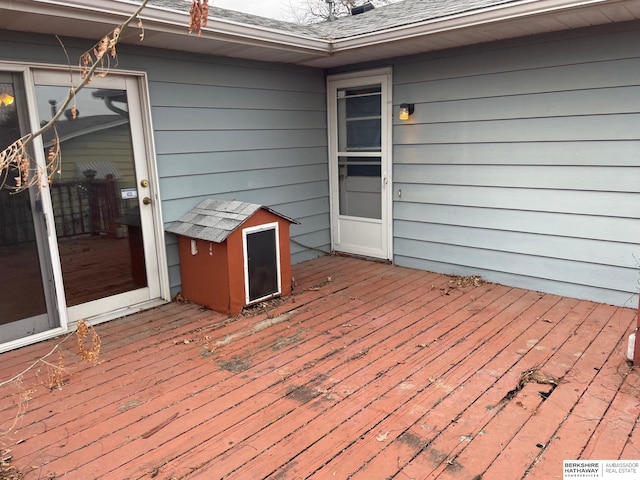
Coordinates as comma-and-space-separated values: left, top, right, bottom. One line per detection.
142, 197, 152, 205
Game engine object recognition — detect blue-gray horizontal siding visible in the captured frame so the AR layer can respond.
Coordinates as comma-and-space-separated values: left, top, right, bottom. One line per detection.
138, 51, 329, 293
0, 33, 330, 295
391, 23, 640, 306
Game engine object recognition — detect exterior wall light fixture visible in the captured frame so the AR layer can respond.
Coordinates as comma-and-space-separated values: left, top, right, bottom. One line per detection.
399, 103, 414, 120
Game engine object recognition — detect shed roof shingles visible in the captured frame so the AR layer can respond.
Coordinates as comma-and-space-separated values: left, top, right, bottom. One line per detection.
167, 199, 260, 242
166, 199, 298, 243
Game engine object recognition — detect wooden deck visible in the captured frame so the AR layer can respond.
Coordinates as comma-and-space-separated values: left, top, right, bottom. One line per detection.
1, 255, 639, 479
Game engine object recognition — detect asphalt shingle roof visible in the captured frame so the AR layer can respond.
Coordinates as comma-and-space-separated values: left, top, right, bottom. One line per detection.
148, 0, 311, 35
308, 0, 520, 39
148, 0, 522, 40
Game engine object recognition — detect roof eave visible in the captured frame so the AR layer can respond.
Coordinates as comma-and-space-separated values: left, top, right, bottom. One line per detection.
137, 0, 329, 54
1, 0, 330, 59
330, 0, 609, 52
2, 0, 637, 68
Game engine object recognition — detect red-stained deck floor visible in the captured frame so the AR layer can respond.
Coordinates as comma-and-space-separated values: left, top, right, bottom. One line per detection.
1, 256, 639, 479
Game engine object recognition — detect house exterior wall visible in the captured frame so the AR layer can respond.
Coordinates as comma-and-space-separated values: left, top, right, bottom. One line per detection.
3, 19, 639, 308
389, 22, 640, 307
0, 31, 330, 296
136, 48, 329, 294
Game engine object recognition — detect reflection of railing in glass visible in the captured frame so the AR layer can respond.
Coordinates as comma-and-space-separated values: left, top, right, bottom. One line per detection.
50, 176, 125, 238
36, 84, 148, 306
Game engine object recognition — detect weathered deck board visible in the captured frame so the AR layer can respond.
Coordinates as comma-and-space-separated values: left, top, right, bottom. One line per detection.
0, 255, 638, 480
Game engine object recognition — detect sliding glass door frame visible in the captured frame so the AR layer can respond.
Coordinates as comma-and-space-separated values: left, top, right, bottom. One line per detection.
0, 63, 169, 353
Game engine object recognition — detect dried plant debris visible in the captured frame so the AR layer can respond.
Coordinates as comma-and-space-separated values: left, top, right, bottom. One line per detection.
448, 275, 485, 289
307, 276, 333, 291
501, 367, 560, 404
0, 449, 24, 480
189, 0, 209, 35
46, 351, 67, 390
242, 297, 287, 317
440, 274, 485, 295
76, 319, 101, 364
518, 368, 559, 387
171, 292, 190, 304
1, 379, 31, 438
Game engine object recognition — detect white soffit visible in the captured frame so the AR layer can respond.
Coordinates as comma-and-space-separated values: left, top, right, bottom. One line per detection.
0, 0, 639, 68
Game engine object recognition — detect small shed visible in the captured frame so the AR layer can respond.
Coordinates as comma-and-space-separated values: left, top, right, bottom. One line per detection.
167, 199, 299, 315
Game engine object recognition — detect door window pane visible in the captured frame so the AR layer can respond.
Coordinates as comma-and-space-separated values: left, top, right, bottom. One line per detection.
35, 85, 148, 306
336, 84, 383, 219
337, 86, 382, 152
338, 156, 382, 219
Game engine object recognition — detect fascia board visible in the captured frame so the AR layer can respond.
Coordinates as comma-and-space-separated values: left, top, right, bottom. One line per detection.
330, 0, 609, 51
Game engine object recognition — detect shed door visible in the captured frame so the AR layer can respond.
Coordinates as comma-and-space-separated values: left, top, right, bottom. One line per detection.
243, 222, 281, 304
328, 69, 392, 260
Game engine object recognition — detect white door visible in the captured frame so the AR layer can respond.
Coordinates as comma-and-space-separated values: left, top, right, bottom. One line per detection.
327, 69, 392, 260
31, 70, 164, 325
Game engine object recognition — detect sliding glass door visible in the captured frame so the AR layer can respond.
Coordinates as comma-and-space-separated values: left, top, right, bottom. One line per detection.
0, 71, 59, 344
0, 67, 164, 351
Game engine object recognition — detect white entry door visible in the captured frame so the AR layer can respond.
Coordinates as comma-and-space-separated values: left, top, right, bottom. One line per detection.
327, 69, 392, 260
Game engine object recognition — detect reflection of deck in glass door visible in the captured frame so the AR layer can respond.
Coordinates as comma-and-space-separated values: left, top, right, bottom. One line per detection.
328, 69, 392, 260
33, 71, 162, 325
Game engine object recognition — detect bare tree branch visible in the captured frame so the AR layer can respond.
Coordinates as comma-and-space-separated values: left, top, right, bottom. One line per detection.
285, 0, 395, 25
30, 0, 151, 151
